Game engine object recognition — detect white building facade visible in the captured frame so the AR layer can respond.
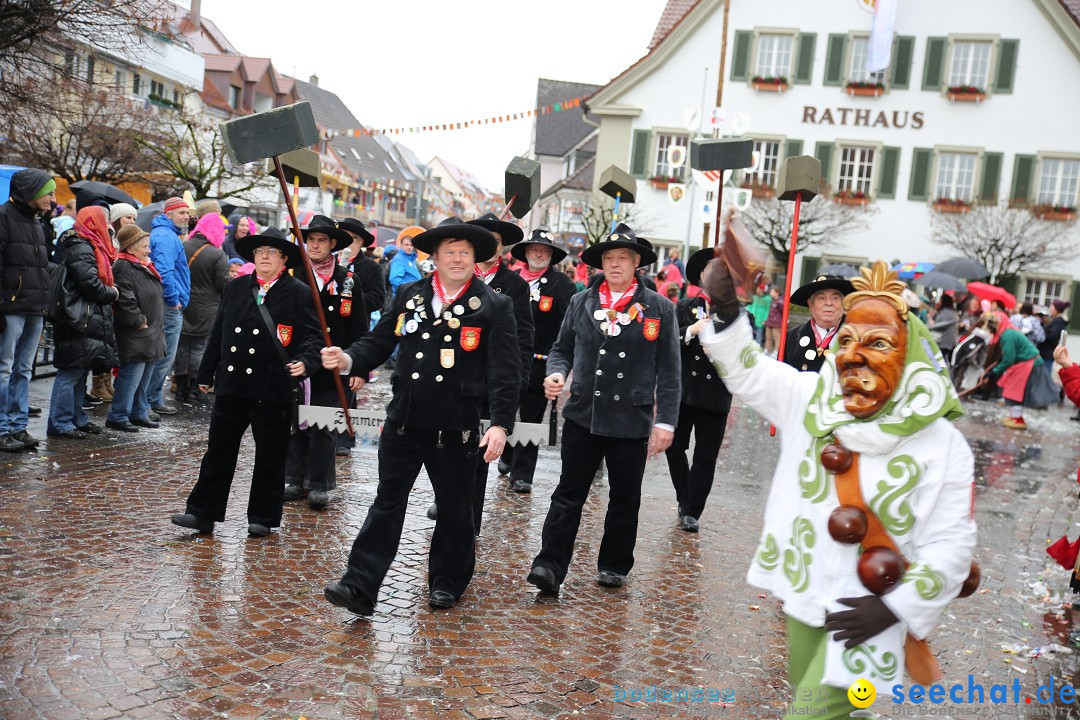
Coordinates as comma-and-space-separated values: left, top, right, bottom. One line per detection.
587, 0, 1080, 314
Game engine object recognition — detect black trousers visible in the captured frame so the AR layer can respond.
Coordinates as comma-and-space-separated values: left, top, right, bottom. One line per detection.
342, 421, 480, 602
186, 395, 292, 527
664, 403, 728, 520
506, 360, 551, 486
335, 389, 356, 450
285, 387, 338, 492
532, 419, 648, 582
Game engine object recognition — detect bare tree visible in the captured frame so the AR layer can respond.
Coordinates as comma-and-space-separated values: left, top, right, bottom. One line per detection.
739, 194, 876, 268
932, 202, 1080, 286
136, 105, 268, 201
581, 192, 657, 246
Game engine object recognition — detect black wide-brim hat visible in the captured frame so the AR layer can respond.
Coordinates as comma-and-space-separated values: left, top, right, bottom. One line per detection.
412, 217, 498, 262
300, 214, 351, 251
790, 274, 856, 307
467, 212, 524, 245
579, 223, 657, 269
685, 247, 720, 287
511, 229, 568, 265
236, 227, 303, 269
337, 217, 375, 247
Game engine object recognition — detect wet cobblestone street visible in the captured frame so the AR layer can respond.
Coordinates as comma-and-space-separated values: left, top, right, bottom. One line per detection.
3, 375, 1080, 719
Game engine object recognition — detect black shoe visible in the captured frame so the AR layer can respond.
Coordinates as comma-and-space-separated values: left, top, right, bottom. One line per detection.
147, 412, 161, 423
497, 459, 511, 475
0, 434, 25, 452
283, 485, 308, 501
247, 523, 271, 537
526, 565, 560, 594
426, 503, 437, 520
170, 513, 213, 533
324, 581, 375, 616
83, 393, 103, 406
308, 491, 329, 510
77, 421, 103, 435
152, 404, 177, 415
47, 428, 87, 439
597, 570, 628, 588
335, 446, 351, 457
130, 417, 159, 429
106, 420, 140, 433
510, 478, 532, 494
27, 405, 41, 417
10, 430, 40, 448
428, 590, 457, 609
679, 515, 700, 533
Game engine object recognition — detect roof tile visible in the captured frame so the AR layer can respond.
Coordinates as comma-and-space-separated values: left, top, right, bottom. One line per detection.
534, 78, 601, 157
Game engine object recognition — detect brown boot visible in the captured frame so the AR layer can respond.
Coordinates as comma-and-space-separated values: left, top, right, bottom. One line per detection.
91, 373, 113, 402
105, 372, 116, 399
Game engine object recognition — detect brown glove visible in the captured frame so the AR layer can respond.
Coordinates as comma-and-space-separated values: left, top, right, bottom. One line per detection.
700, 258, 741, 324
825, 595, 899, 649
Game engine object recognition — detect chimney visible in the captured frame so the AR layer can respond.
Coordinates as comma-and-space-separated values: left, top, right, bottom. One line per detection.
189, 0, 201, 28
309, 74, 319, 87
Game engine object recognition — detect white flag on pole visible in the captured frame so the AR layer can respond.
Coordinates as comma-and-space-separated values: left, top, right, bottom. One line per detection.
868, 0, 898, 73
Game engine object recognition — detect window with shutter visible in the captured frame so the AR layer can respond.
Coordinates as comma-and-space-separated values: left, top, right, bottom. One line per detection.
922, 37, 947, 90
814, 142, 835, 185
794, 33, 816, 84
908, 148, 933, 200
848, 37, 885, 85
1037, 158, 1080, 208
837, 146, 876, 196
629, 129, 651, 177
746, 140, 782, 187
994, 39, 1019, 94
949, 41, 992, 90
878, 147, 901, 199
755, 34, 795, 80
823, 34, 848, 86
800, 256, 822, 285
979, 152, 1003, 203
731, 30, 754, 81
785, 140, 803, 158
890, 37, 916, 89
1010, 154, 1036, 205
935, 152, 978, 203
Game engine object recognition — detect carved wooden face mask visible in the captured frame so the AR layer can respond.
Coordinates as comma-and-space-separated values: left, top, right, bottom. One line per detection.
834, 298, 908, 419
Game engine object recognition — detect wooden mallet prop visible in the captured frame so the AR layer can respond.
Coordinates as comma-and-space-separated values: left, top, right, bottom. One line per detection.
689, 137, 754, 249
598, 165, 636, 233
500, 156, 541, 220
220, 101, 355, 436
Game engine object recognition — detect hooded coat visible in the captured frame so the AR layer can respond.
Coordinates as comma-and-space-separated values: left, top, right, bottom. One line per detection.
52, 232, 118, 371
0, 169, 52, 315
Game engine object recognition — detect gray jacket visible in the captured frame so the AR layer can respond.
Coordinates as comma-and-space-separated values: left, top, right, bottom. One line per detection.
548, 284, 680, 438
928, 308, 959, 350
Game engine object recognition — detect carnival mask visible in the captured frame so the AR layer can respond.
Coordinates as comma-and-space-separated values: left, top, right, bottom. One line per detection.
834, 298, 908, 419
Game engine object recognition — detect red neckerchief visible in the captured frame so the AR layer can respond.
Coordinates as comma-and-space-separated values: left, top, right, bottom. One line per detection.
474, 262, 499, 283
310, 255, 337, 287
256, 268, 285, 289
433, 273, 472, 306
118, 252, 161, 281
809, 319, 840, 351
599, 277, 638, 314
518, 266, 547, 284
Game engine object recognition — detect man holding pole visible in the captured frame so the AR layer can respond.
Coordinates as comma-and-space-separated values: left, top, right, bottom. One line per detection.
319, 220, 520, 613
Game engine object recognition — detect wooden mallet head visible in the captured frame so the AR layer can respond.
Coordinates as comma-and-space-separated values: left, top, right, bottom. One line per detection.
777, 155, 821, 202
274, 148, 321, 188
599, 165, 636, 203
689, 137, 754, 173
221, 101, 320, 165
504, 156, 541, 219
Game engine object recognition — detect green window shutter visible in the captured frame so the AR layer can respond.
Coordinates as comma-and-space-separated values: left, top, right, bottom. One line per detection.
994, 39, 1019, 94
794, 33, 816, 84
1010, 154, 1036, 204
814, 141, 835, 186
784, 139, 803, 158
800, 256, 822, 286
1070, 283, 1080, 331
889, 36, 916, 89
979, 152, 1003, 203
629, 129, 651, 177
922, 37, 948, 91
823, 34, 847, 86
908, 147, 933, 200
731, 30, 754, 81
877, 146, 902, 199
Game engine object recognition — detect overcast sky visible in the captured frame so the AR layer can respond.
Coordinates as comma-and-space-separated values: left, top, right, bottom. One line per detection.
193, 0, 669, 191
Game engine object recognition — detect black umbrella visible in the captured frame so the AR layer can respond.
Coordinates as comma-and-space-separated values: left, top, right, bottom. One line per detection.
913, 271, 966, 291
933, 257, 989, 279
69, 180, 138, 207
818, 263, 860, 278
135, 201, 164, 231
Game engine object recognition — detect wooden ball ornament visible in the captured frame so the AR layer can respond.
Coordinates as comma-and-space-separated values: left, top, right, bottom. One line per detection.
820, 443, 853, 474
828, 505, 868, 545
857, 546, 906, 595
957, 561, 981, 598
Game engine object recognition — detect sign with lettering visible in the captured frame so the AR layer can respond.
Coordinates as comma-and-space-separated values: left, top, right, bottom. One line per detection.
801, 106, 924, 129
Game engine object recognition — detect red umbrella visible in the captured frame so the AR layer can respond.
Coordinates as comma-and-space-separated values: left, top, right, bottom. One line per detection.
965, 281, 1016, 310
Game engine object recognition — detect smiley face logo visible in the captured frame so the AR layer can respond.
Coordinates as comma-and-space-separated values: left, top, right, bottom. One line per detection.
848, 678, 876, 708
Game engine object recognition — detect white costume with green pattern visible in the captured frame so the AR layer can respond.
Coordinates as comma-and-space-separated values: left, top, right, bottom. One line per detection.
700, 313, 976, 688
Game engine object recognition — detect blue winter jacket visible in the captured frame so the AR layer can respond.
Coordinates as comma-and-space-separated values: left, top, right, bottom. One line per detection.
388, 249, 421, 294
149, 213, 190, 308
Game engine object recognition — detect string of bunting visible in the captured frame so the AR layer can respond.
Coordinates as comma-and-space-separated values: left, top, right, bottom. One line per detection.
323, 96, 587, 140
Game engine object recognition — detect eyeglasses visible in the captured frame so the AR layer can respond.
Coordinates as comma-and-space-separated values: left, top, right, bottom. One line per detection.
253, 247, 282, 257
